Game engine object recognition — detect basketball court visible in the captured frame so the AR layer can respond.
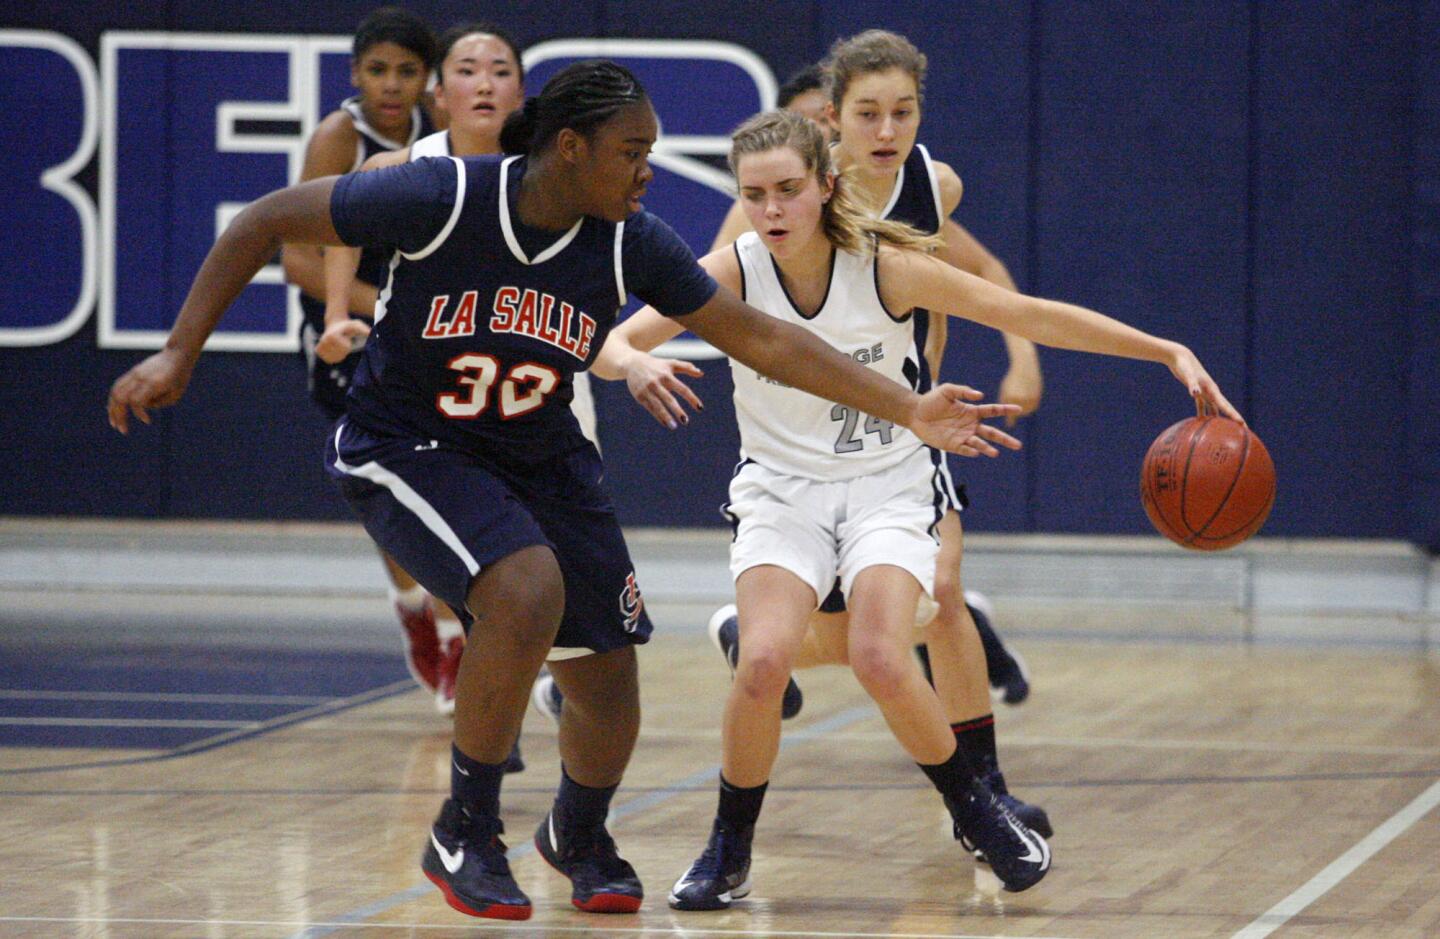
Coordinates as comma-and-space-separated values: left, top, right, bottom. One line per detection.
2, 520, 1436, 938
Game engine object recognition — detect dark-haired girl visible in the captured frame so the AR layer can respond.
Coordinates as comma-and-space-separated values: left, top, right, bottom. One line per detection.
316, 23, 528, 715
279, 7, 447, 706
107, 60, 1019, 922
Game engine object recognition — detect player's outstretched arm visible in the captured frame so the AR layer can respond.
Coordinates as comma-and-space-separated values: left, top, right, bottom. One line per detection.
675, 285, 1021, 457
592, 306, 703, 430
883, 247, 1242, 423
107, 178, 344, 433
936, 219, 1043, 423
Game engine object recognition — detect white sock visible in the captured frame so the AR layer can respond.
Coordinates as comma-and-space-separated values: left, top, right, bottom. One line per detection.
389, 584, 427, 611
435, 615, 465, 641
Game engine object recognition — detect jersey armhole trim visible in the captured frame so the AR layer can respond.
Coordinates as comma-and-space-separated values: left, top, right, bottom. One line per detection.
613, 222, 626, 308
872, 239, 910, 323
732, 240, 747, 302
401, 156, 466, 262
916, 144, 944, 228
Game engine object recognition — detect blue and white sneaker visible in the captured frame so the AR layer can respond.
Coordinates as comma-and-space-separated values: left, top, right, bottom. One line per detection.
708, 604, 803, 720
530, 668, 563, 726
946, 761, 1053, 841
668, 819, 755, 911
421, 799, 531, 920
950, 779, 1050, 892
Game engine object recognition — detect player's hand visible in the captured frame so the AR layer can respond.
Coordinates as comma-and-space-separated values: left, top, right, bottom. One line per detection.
106, 348, 194, 434
624, 353, 704, 430
316, 319, 370, 364
1167, 344, 1243, 423
997, 356, 1043, 427
912, 384, 1022, 457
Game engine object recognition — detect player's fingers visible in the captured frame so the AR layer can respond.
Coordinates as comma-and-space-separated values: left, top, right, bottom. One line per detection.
977, 424, 1023, 450
644, 385, 688, 427
973, 403, 1021, 420
941, 383, 984, 401
965, 434, 1000, 458
1204, 381, 1244, 424
134, 405, 151, 425
663, 374, 704, 411
107, 394, 128, 434
640, 395, 677, 430
668, 360, 704, 379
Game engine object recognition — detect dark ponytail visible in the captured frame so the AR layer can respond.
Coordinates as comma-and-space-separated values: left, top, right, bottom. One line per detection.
500, 97, 539, 154
500, 60, 648, 156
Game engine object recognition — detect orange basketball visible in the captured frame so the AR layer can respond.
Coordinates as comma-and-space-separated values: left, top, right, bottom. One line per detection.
1140, 417, 1275, 550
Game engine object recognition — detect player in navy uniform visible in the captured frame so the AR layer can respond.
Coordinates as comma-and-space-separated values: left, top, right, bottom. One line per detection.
595, 108, 1238, 908
106, 61, 1021, 922
278, 8, 457, 710
316, 22, 527, 716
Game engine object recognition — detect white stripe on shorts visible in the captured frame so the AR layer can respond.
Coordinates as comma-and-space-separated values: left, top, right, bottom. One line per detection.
330, 424, 481, 576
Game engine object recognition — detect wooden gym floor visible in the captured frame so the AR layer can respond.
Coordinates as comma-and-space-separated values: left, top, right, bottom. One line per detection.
1, 590, 1438, 939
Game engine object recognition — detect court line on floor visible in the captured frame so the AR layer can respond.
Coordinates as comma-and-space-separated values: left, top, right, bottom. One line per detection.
6, 768, 1440, 800
1002, 627, 1437, 652
0, 689, 334, 705
636, 727, 1440, 758
0, 716, 254, 728
0, 916, 1081, 939
289, 705, 877, 939
1230, 776, 1440, 938
0, 679, 414, 776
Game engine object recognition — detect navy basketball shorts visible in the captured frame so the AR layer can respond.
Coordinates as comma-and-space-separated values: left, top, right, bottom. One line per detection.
816, 449, 967, 614
324, 419, 652, 657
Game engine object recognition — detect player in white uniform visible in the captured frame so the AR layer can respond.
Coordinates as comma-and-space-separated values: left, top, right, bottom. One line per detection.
709, 39, 1045, 863
594, 109, 1239, 909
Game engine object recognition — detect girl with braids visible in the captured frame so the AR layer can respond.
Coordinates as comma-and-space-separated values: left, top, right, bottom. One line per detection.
594, 109, 1238, 909
106, 62, 1022, 922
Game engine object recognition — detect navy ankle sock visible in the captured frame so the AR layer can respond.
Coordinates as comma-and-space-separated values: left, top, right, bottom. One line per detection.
952, 714, 998, 768
918, 742, 976, 802
554, 765, 617, 830
717, 773, 767, 830
451, 743, 506, 818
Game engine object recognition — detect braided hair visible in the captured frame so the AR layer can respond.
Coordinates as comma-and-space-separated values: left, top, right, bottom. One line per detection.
500, 60, 649, 155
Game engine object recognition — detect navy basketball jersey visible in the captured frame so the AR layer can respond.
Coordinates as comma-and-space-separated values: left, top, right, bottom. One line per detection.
330, 154, 716, 463
297, 99, 436, 418
301, 97, 434, 320
877, 143, 945, 392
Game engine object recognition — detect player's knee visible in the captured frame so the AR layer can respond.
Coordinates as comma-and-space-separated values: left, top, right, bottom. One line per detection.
734, 641, 797, 703
847, 642, 911, 700
467, 547, 564, 649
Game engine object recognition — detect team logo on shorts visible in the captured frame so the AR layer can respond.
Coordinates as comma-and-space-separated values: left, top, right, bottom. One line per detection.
618, 572, 644, 634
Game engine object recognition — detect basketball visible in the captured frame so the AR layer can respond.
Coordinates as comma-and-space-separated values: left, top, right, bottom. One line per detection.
1140, 417, 1275, 550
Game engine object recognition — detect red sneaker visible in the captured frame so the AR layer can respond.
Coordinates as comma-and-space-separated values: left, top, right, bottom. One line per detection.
396, 600, 441, 694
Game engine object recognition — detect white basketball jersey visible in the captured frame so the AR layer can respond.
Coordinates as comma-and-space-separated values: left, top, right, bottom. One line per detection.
409, 130, 451, 159
730, 231, 921, 480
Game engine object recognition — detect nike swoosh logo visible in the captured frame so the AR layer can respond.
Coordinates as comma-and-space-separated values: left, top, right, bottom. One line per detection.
452, 760, 470, 777
547, 812, 559, 852
431, 832, 464, 874
1005, 816, 1046, 865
